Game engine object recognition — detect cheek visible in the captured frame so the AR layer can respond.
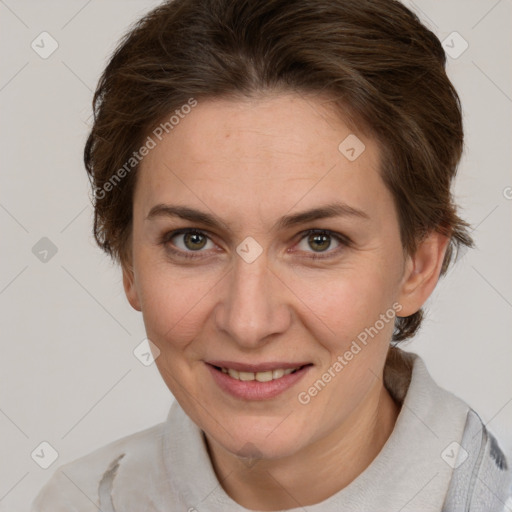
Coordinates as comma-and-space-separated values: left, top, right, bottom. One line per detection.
288, 265, 396, 345
136, 261, 223, 348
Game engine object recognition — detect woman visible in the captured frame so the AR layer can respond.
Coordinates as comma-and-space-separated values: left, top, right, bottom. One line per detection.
32, 0, 512, 510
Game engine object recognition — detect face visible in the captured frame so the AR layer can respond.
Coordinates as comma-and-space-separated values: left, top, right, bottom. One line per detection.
123, 92, 438, 461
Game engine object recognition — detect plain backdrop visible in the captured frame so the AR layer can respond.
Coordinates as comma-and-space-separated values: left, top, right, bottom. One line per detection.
0, 1, 511, 510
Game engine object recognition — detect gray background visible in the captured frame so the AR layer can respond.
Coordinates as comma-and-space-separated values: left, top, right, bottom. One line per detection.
0, 1, 511, 510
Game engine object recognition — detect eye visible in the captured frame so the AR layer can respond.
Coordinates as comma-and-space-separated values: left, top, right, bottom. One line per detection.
160, 228, 350, 261
294, 229, 350, 259
161, 229, 216, 259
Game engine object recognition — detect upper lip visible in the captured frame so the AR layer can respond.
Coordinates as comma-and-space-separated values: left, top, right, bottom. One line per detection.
206, 361, 312, 372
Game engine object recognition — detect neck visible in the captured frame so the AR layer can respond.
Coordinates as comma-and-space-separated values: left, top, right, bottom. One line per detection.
204, 379, 401, 511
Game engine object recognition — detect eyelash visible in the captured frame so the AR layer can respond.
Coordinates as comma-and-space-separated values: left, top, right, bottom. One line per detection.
159, 228, 351, 261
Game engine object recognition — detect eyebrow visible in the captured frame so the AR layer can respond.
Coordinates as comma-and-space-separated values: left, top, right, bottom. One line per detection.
145, 201, 369, 232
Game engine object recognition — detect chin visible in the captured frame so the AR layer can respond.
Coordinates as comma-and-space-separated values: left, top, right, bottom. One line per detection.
230, 437, 302, 462
209, 416, 309, 461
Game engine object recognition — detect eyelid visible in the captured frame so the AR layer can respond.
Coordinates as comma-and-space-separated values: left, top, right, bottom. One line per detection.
290, 229, 351, 259
159, 228, 219, 259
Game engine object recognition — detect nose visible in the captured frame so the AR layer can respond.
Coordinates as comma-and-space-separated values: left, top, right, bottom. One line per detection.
214, 249, 292, 349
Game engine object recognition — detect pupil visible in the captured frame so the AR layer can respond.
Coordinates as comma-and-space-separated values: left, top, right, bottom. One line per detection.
309, 233, 330, 252
185, 232, 206, 250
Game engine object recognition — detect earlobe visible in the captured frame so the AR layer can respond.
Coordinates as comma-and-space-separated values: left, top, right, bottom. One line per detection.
397, 231, 450, 317
122, 263, 142, 312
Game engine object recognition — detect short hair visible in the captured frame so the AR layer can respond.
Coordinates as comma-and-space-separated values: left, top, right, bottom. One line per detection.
84, 0, 474, 342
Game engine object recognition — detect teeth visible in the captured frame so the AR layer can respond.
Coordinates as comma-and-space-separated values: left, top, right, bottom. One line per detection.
221, 366, 302, 381
272, 368, 285, 379
227, 368, 239, 379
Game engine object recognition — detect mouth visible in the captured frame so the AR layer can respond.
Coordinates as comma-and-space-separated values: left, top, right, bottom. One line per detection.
205, 362, 313, 400
208, 363, 312, 382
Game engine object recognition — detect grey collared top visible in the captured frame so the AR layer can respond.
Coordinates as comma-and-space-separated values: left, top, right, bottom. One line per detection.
32, 349, 512, 512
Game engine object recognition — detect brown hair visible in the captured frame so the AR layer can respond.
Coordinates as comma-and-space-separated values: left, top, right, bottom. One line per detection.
84, 0, 473, 342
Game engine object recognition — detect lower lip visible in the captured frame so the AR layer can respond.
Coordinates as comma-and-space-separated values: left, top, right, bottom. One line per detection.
206, 363, 312, 401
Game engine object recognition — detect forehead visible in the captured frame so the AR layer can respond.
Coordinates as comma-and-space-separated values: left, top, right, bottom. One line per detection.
135, 93, 389, 227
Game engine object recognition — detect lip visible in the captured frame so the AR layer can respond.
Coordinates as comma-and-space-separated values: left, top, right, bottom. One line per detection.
206, 360, 312, 372
205, 362, 313, 401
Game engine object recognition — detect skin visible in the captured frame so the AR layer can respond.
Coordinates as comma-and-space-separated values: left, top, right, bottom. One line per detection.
122, 92, 450, 510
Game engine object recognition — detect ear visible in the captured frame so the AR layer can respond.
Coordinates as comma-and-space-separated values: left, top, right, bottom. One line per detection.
397, 231, 451, 317
122, 261, 142, 312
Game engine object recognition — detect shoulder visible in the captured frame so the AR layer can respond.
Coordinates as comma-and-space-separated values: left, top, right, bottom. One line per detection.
31, 422, 166, 512
443, 409, 512, 511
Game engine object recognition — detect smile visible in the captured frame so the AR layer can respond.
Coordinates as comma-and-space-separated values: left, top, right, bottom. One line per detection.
216, 365, 305, 382
205, 362, 313, 400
